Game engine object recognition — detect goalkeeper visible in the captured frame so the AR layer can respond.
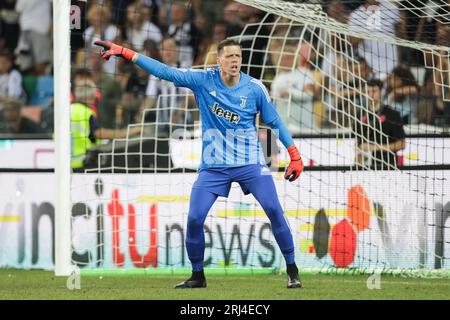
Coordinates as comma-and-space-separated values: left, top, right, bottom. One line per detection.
95, 39, 304, 289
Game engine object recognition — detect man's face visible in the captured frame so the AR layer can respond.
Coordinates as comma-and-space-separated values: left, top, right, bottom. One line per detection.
217, 45, 242, 77
387, 73, 402, 91
161, 39, 178, 65
171, 4, 187, 24
213, 24, 228, 42
367, 85, 382, 107
73, 76, 96, 106
223, 2, 240, 24
352, 61, 371, 81
127, 4, 143, 25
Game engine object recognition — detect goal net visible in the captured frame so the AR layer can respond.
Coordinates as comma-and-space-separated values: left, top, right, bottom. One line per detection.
60, 0, 450, 277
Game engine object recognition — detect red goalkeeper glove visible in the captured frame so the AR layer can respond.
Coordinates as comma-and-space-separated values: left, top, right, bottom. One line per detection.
94, 40, 137, 62
284, 144, 304, 182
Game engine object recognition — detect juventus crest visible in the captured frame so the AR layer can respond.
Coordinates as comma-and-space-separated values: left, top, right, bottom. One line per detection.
240, 96, 247, 108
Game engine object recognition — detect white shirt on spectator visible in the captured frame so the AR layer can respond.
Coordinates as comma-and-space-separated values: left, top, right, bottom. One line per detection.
84, 25, 120, 52
0, 69, 24, 101
271, 66, 316, 133
348, 0, 401, 79
126, 21, 162, 51
84, 25, 120, 75
167, 22, 196, 69
15, 0, 52, 35
146, 74, 190, 123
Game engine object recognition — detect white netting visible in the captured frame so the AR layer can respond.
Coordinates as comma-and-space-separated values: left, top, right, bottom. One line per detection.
67, 0, 449, 276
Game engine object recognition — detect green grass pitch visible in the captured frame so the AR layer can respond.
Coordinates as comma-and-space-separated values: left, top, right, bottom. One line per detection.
0, 269, 449, 300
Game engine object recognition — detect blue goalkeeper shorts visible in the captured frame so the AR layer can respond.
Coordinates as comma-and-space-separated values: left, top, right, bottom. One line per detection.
192, 164, 273, 197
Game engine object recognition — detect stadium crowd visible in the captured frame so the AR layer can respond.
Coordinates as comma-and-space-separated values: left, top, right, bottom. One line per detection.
0, 0, 449, 136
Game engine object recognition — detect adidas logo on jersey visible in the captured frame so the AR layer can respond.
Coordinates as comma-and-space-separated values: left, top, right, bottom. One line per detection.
209, 91, 216, 97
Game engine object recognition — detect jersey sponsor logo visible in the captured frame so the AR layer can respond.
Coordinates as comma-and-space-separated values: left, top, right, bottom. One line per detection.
211, 102, 240, 124
240, 96, 247, 108
209, 90, 216, 97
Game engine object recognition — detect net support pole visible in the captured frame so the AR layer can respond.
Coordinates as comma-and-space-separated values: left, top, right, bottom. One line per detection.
54, 0, 72, 276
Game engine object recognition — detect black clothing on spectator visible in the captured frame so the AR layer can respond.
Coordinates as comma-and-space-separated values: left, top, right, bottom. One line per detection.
354, 105, 405, 170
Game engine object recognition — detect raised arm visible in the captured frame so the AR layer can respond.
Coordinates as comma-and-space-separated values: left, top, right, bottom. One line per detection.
94, 40, 202, 90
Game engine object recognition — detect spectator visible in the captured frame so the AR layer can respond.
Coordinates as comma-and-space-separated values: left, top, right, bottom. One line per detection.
107, 0, 136, 28
348, 0, 403, 80
204, 20, 229, 66
125, 1, 162, 51
142, 37, 192, 135
166, 1, 202, 68
0, 98, 42, 134
72, 68, 102, 118
85, 54, 123, 129
416, 69, 444, 125
228, 4, 269, 79
222, 1, 241, 36
0, 0, 20, 53
325, 0, 351, 24
271, 41, 316, 134
15, 0, 52, 75
415, 0, 450, 45
71, 76, 141, 169
39, 97, 54, 133
0, 50, 25, 104
436, 20, 450, 48
354, 79, 406, 170
190, 0, 227, 36
83, 4, 120, 75
351, 55, 375, 84
325, 53, 359, 128
335, 55, 374, 112
119, 58, 151, 127
383, 65, 419, 124
266, 18, 303, 77
424, 53, 450, 126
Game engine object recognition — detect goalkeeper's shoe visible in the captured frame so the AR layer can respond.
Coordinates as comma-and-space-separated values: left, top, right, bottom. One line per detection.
286, 263, 302, 289
174, 271, 207, 289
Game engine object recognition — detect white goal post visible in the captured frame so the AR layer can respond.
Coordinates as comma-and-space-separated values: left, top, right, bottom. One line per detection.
54, 0, 73, 276
52, 0, 450, 277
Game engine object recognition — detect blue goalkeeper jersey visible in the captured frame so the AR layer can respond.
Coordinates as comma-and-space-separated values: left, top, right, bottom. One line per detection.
135, 55, 294, 169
